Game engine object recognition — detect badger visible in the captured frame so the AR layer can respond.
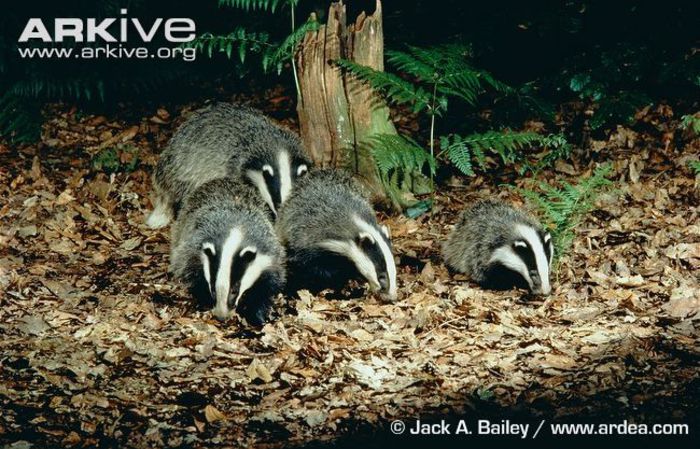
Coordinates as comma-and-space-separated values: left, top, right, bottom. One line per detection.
276, 169, 397, 301
442, 200, 554, 295
170, 178, 286, 325
147, 103, 311, 228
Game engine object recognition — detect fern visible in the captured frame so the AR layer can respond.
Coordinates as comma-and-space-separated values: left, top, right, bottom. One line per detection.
370, 133, 436, 181
263, 18, 319, 74
218, 0, 292, 12
335, 59, 432, 113
516, 164, 614, 261
680, 114, 700, 135
440, 130, 544, 175
688, 160, 700, 176
185, 28, 271, 62
0, 93, 41, 143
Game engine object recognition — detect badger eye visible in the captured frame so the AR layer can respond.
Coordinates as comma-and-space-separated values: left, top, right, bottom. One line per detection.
262, 165, 275, 179
358, 232, 375, 249
513, 240, 527, 250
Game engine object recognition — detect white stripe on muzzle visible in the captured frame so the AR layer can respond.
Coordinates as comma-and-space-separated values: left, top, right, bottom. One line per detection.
278, 150, 292, 205
516, 224, 551, 294
212, 227, 243, 320
353, 216, 397, 300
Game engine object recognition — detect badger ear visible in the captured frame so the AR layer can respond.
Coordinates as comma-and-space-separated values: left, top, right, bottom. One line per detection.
262, 165, 274, 176
239, 246, 257, 262
201, 242, 216, 257
358, 231, 375, 246
297, 164, 308, 177
543, 233, 552, 245
380, 224, 390, 239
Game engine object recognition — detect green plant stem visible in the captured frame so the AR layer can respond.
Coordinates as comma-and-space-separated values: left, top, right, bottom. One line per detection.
290, 6, 303, 107
428, 82, 437, 198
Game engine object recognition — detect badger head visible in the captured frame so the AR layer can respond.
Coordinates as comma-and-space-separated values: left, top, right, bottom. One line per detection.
244, 149, 310, 216
488, 224, 554, 295
199, 227, 277, 321
318, 215, 398, 301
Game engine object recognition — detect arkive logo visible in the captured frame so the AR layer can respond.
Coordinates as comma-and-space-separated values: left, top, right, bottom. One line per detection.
18, 9, 196, 43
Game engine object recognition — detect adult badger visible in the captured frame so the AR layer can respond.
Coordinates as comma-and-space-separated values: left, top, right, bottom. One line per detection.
442, 200, 554, 295
147, 103, 311, 228
170, 178, 286, 325
276, 169, 397, 301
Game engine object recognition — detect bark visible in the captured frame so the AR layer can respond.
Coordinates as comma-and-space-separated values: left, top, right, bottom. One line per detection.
296, 0, 396, 202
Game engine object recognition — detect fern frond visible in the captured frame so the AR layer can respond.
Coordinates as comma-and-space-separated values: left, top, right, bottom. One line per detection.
680, 113, 700, 135
185, 28, 272, 62
385, 49, 437, 83
688, 160, 700, 175
442, 130, 543, 175
515, 164, 614, 261
264, 17, 318, 73
218, 0, 287, 12
335, 59, 432, 113
369, 133, 436, 180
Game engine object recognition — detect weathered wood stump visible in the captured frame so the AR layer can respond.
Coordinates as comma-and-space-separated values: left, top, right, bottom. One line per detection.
296, 0, 396, 203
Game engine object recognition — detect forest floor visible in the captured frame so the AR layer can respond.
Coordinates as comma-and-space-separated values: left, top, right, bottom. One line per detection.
1, 90, 699, 448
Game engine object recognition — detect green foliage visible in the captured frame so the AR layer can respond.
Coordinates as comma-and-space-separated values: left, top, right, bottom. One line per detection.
187, 18, 318, 74
0, 93, 41, 143
335, 59, 432, 113
190, 0, 315, 76
337, 43, 569, 208
218, 0, 295, 12
186, 29, 271, 62
688, 160, 700, 176
440, 131, 544, 176
680, 114, 700, 135
516, 164, 614, 262
92, 145, 140, 174
568, 45, 660, 130
370, 133, 436, 183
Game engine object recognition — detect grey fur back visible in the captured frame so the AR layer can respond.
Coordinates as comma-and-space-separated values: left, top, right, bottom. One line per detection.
442, 200, 544, 283
152, 103, 307, 220
276, 169, 375, 248
170, 178, 284, 284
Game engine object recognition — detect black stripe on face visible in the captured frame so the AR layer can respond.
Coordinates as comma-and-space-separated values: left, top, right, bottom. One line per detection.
541, 233, 554, 264
202, 246, 219, 303
512, 241, 538, 274
263, 169, 282, 210
226, 250, 256, 309
358, 232, 391, 291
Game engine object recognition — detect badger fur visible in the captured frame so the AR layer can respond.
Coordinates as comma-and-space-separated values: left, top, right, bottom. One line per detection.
442, 200, 554, 295
147, 103, 311, 228
276, 169, 397, 301
170, 178, 286, 325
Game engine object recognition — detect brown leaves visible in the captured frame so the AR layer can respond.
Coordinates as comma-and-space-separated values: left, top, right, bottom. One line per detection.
1, 102, 698, 448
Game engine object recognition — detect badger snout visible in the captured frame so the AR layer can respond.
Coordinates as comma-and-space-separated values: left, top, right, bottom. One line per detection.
378, 273, 389, 291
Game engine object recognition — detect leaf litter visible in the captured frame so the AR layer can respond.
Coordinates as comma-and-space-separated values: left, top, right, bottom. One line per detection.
0, 101, 698, 447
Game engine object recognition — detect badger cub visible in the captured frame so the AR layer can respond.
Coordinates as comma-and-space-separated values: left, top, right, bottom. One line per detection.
443, 200, 554, 295
276, 169, 397, 301
170, 178, 286, 325
147, 103, 311, 228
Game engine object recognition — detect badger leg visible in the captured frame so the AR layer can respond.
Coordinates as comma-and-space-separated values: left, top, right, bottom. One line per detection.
146, 189, 174, 229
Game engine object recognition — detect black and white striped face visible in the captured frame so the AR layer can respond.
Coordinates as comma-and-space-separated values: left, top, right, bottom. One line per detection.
200, 227, 276, 320
489, 224, 554, 295
318, 215, 397, 301
245, 149, 309, 215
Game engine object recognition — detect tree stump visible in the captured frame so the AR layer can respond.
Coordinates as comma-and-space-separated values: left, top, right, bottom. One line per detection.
296, 0, 396, 203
